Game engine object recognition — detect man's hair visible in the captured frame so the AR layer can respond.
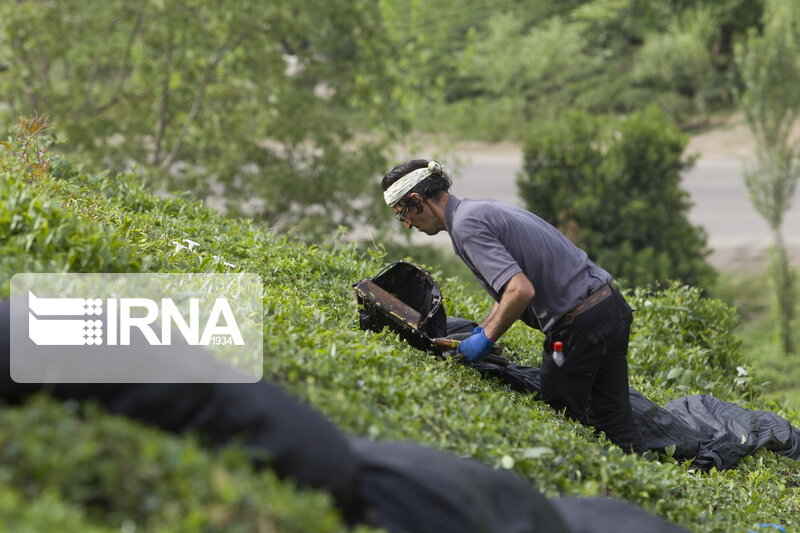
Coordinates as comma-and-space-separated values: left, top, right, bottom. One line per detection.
381, 159, 451, 213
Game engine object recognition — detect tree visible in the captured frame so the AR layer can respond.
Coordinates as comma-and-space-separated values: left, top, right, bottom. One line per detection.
0, 0, 409, 240
380, 0, 763, 141
517, 106, 714, 289
734, 0, 800, 355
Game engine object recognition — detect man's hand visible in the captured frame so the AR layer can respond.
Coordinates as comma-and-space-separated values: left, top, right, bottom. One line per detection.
456, 327, 495, 362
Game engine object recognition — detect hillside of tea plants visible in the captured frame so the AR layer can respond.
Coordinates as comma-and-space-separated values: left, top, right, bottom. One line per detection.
1, 142, 798, 532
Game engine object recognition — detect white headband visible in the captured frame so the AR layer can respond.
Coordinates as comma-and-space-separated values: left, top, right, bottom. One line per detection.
383, 160, 452, 206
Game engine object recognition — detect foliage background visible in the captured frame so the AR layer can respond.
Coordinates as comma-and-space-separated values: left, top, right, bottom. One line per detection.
383, 0, 763, 140
0, 0, 771, 234
0, 0, 409, 240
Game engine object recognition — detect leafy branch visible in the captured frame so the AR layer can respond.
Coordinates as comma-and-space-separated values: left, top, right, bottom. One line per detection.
0, 114, 53, 181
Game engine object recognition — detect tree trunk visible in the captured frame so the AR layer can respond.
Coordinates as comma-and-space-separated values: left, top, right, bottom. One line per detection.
770, 228, 796, 355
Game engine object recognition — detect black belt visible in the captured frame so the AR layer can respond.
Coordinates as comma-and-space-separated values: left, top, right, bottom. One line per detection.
554, 285, 614, 328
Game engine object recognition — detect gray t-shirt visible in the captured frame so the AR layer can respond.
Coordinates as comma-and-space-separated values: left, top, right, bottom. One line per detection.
445, 196, 611, 332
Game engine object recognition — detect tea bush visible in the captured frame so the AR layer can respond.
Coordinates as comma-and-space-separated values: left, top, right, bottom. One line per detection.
0, 397, 360, 533
627, 284, 762, 402
1, 142, 798, 531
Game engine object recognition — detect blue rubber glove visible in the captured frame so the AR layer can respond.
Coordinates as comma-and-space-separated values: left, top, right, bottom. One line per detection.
456, 327, 495, 362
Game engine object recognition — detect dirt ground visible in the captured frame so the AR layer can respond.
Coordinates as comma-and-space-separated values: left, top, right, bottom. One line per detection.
683, 113, 791, 158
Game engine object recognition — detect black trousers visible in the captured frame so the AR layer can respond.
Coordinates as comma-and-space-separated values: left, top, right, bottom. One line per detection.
540, 288, 645, 453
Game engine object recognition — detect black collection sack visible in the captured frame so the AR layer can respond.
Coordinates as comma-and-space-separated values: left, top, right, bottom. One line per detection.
354, 261, 447, 351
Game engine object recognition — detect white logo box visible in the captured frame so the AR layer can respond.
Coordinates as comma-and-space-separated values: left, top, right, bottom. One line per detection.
11, 273, 263, 383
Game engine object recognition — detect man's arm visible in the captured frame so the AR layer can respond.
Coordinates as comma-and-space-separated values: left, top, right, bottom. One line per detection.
456, 272, 534, 361
479, 302, 501, 329
481, 272, 535, 342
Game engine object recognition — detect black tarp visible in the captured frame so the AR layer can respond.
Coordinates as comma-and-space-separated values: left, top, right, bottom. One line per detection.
550, 498, 689, 533
350, 437, 573, 533
471, 349, 800, 471
350, 438, 690, 533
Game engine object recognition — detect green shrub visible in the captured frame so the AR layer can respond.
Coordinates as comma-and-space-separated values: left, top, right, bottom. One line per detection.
517, 106, 716, 289
0, 485, 114, 533
0, 396, 361, 533
627, 284, 762, 402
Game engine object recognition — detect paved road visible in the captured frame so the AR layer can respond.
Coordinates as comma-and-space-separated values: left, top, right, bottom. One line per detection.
682, 158, 800, 268
407, 146, 800, 270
